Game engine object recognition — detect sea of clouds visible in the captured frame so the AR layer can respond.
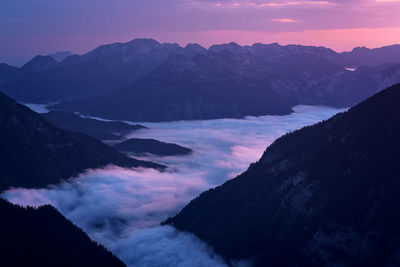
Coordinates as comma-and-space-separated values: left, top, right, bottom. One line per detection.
2, 105, 345, 266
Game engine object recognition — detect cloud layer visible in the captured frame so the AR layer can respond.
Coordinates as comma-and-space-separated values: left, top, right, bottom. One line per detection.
109, 226, 231, 267
2, 105, 345, 266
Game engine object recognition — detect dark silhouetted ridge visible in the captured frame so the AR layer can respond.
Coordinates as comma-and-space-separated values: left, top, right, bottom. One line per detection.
166, 83, 400, 266
42, 111, 145, 141
0, 198, 125, 267
0, 92, 163, 191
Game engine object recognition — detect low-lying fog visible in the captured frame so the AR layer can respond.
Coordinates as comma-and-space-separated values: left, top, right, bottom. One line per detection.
2, 105, 345, 266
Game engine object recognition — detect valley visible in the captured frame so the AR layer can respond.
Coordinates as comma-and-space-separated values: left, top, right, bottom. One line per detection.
2, 104, 343, 266
1, 18, 400, 265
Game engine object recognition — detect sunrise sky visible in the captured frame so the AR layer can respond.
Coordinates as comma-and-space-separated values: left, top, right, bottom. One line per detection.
1, 0, 400, 66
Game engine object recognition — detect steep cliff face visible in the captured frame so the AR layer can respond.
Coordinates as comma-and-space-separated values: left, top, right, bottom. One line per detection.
166, 83, 400, 266
0, 92, 163, 191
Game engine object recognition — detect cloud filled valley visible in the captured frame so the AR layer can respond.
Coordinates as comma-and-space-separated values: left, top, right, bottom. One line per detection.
2, 105, 345, 266
1, 0, 399, 264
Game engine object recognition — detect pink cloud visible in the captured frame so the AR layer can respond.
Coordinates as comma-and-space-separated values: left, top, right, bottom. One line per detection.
250, 1, 333, 7
271, 18, 300, 23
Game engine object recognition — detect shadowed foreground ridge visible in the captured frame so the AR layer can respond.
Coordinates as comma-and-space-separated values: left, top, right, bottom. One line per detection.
166, 83, 400, 266
0, 92, 163, 191
0, 198, 125, 267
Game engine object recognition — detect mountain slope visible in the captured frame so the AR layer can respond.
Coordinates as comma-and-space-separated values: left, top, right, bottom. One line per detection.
0, 92, 163, 191
340, 45, 400, 67
114, 138, 192, 156
1, 39, 191, 102
0, 198, 125, 267
1, 40, 398, 104
2, 39, 400, 121
50, 51, 295, 121
42, 111, 145, 140
166, 83, 400, 266
20, 55, 59, 73
0, 63, 19, 88
50, 43, 400, 121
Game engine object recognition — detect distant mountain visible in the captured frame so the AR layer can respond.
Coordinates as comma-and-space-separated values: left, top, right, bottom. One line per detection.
1, 39, 195, 102
0, 198, 125, 267
208, 43, 400, 68
114, 138, 192, 156
50, 51, 294, 121
51, 42, 400, 121
20, 55, 59, 72
302, 63, 396, 107
0, 92, 163, 191
42, 111, 145, 141
166, 84, 400, 266
340, 45, 400, 68
1, 39, 400, 120
185, 43, 207, 55
48, 51, 74, 62
0, 63, 19, 88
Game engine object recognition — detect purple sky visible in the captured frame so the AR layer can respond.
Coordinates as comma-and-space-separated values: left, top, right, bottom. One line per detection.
1, 0, 400, 66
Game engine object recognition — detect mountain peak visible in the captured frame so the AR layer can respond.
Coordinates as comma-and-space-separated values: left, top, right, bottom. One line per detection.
126, 38, 160, 47
185, 43, 206, 50
48, 51, 73, 62
21, 55, 58, 72
209, 42, 243, 53
252, 42, 280, 48
351, 46, 369, 53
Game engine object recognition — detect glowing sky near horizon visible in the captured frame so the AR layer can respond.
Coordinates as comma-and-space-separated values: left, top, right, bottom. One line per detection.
1, 0, 400, 66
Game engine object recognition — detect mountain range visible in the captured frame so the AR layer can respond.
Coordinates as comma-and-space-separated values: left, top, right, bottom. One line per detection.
1, 39, 400, 121
51, 43, 400, 121
0, 39, 195, 102
166, 83, 400, 266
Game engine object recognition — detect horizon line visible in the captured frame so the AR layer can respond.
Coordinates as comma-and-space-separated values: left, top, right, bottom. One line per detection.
4, 37, 400, 68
